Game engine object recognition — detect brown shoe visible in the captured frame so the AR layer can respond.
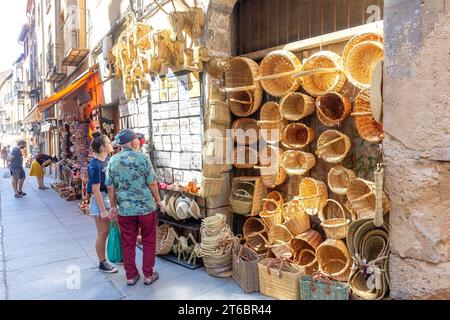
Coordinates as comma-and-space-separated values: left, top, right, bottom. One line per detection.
126, 274, 140, 286
143, 272, 159, 286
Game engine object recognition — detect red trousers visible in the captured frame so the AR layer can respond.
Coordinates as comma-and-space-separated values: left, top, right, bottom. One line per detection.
118, 212, 157, 280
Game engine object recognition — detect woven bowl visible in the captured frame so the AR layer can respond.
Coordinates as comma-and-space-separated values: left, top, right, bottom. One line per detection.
281, 150, 316, 176
280, 92, 315, 121
353, 89, 384, 143
315, 130, 351, 164
316, 92, 351, 127
281, 123, 315, 149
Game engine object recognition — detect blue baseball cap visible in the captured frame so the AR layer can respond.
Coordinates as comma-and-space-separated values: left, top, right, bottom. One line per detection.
113, 129, 138, 145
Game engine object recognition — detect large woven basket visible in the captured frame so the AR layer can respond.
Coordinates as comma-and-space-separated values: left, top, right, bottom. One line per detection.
315, 130, 351, 164
260, 199, 284, 230
327, 165, 356, 195
280, 92, 315, 121
232, 245, 260, 293
353, 89, 384, 143
291, 229, 324, 257
347, 178, 390, 220
343, 32, 384, 66
316, 239, 352, 282
281, 123, 315, 149
259, 50, 302, 97
231, 118, 259, 145
243, 217, 267, 238
297, 177, 328, 216
316, 92, 351, 127
233, 146, 258, 169
258, 101, 286, 143
225, 57, 263, 116
320, 199, 351, 240
199, 176, 226, 198
345, 41, 384, 89
203, 251, 233, 278
230, 177, 267, 216
301, 51, 346, 97
156, 224, 177, 255
281, 150, 316, 176
293, 249, 319, 275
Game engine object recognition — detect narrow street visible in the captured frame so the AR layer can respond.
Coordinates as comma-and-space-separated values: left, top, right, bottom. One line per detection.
0, 169, 268, 300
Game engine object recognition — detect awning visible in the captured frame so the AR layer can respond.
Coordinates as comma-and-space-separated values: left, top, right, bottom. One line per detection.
22, 105, 41, 124
37, 70, 95, 113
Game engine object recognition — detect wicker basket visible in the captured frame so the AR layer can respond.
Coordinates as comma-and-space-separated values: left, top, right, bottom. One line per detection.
225, 57, 263, 116
321, 199, 351, 240
232, 245, 260, 293
231, 118, 259, 145
230, 177, 267, 216
259, 168, 287, 188
343, 32, 384, 66
327, 165, 356, 196
353, 89, 384, 143
203, 251, 233, 278
280, 92, 315, 121
209, 100, 231, 125
156, 224, 177, 255
301, 51, 346, 97
294, 249, 319, 275
281, 123, 315, 149
245, 231, 269, 255
281, 150, 316, 176
258, 50, 302, 97
260, 199, 284, 229
316, 92, 351, 127
259, 144, 282, 168
258, 101, 286, 143
243, 217, 267, 238
347, 178, 390, 220
200, 176, 226, 198
291, 229, 324, 257
282, 200, 311, 236
316, 239, 351, 282
264, 191, 284, 211
315, 130, 351, 164
345, 41, 384, 89
233, 146, 258, 169
258, 258, 304, 300
297, 177, 328, 216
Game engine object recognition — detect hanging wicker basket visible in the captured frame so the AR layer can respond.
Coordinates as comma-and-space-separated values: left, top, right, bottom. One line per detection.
353, 89, 384, 143
316, 92, 351, 127
229, 180, 254, 215
327, 165, 356, 195
258, 101, 286, 143
199, 176, 226, 198
321, 199, 351, 240
282, 200, 311, 237
280, 92, 315, 121
281, 123, 315, 149
316, 239, 352, 282
344, 41, 384, 89
259, 144, 282, 168
347, 178, 390, 220
281, 150, 316, 176
156, 224, 177, 255
260, 199, 284, 229
259, 168, 287, 189
233, 146, 259, 169
301, 51, 346, 97
258, 50, 302, 97
231, 118, 259, 145
343, 32, 384, 66
297, 177, 328, 216
315, 130, 351, 164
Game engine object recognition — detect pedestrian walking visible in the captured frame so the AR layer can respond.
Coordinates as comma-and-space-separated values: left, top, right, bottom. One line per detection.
88, 132, 118, 274
8, 141, 26, 198
106, 129, 164, 286
2, 145, 10, 168
29, 153, 58, 189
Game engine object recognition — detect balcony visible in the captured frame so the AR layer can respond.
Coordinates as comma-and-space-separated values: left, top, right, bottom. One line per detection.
62, 7, 90, 66
46, 43, 66, 83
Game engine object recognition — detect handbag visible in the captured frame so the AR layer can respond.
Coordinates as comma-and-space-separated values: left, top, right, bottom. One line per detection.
300, 272, 349, 300
107, 221, 123, 263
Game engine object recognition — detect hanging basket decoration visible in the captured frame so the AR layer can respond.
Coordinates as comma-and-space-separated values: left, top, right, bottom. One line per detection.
281, 123, 315, 149
347, 178, 390, 220
353, 89, 384, 143
316, 92, 351, 127
281, 150, 316, 176
316, 239, 352, 282
260, 199, 284, 230
258, 50, 302, 97
315, 130, 351, 164
231, 118, 259, 145
233, 146, 259, 169
258, 101, 286, 144
343, 32, 384, 66
280, 92, 315, 121
297, 177, 328, 216
327, 165, 357, 195
320, 199, 351, 240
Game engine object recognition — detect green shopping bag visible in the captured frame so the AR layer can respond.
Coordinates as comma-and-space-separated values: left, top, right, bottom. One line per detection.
107, 221, 123, 263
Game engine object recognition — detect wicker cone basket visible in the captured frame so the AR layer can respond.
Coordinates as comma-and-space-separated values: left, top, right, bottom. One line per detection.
156, 224, 177, 255
232, 245, 260, 293
231, 118, 259, 145
281, 150, 316, 176
315, 130, 351, 164
282, 200, 311, 236
320, 199, 351, 240
225, 57, 263, 116
258, 101, 286, 143
267, 224, 294, 260
281, 123, 315, 149
233, 146, 258, 169
258, 50, 302, 97
316, 92, 351, 127
343, 32, 384, 66
347, 178, 390, 220
293, 248, 319, 275
260, 199, 284, 229
353, 89, 384, 143
297, 177, 328, 216
328, 165, 357, 195
316, 239, 352, 282
345, 41, 384, 89
301, 51, 347, 97
280, 92, 315, 121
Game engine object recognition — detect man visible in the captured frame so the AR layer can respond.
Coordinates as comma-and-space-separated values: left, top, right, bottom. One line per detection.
8, 141, 27, 198
1, 145, 10, 168
106, 129, 163, 286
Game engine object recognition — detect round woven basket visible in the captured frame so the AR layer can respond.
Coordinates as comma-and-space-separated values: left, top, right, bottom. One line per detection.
259, 50, 302, 97
316, 92, 351, 127
243, 217, 266, 238
260, 101, 283, 122
260, 199, 284, 229
231, 118, 259, 145
291, 229, 324, 254
345, 41, 383, 89
297, 177, 328, 216
293, 248, 319, 275
282, 200, 311, 236
316, 239, 351, 282
258, 101, 286, 143
281, 150, 316, 176
343, 32, 384, 66
347, 178, 390, 220
260, 168, 287, 188
281, 123, 315, 149
264, 191, 284, 210
267, 224, 294, 260
156, 224, 177, 255
233, 146, 258, 169
353, 89, 384, 143
229, 181, 254, 215
280, 92, 315, 121
245, 232, 269, 255
301, 51, 347, 97
315, 130, 351, 163
203, 251, 233, 278
327, 165, 356, 195
225, 57, 262, 116
320, 199, 351, 240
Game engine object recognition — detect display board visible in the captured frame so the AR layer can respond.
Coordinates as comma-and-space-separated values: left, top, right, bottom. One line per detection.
150, 72, 204, 186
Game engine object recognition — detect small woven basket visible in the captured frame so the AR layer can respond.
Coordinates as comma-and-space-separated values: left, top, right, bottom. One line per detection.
259, 168, 287, 188
231, 118, 259, 145
297, 177, 328, 216
280, 92, 315, 121
156, 224, 177, 255
263, 191, 284, 211
291, 229, 324, 256
347, 178, 390, 220
243, 217, 267, 238
316, 239, 352, 282
343, 32, 384, 66
199, 176, 226, 198
315, 130, 351, 164
282, 200, 311, 236
258, 101, 286, 143
229, 180, 255, 215
244, 231, 269, 255
327, 165, 356, 195
320, 199, 351, 240
316, 92, 351, 127
260, 199, 284, 229
294, 249, 319, 275
353, 89, 384, 143
281, 123, 315, 149
281, 150, 316, 176
233, 146, 259, 169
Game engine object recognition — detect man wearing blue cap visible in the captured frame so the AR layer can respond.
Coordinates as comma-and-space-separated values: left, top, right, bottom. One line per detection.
106, 129, 163, 286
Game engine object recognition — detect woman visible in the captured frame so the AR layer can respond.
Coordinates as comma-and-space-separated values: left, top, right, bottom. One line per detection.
1, 145, 10, 168
29, 153, 58, 189
88, 132, 118, 274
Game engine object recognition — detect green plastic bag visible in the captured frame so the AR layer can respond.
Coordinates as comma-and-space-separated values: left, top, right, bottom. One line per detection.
107, 221, 123, 263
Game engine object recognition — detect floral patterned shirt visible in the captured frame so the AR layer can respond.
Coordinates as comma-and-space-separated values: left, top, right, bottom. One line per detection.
105, 147, 157, 216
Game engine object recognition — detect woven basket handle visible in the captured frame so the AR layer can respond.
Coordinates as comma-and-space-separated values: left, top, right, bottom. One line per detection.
220, 85, 256, 93
294, 193, 322, 200
266, 257, 285, 278
257, 120, 282, 125
229, 97, 253, 105
352, 192, 373, 203
374, 166, 384, 227
292, 67, 338, 79
255, 68, 301, 81
316, 135, 345, 151
234, 189, 253, 199
311, 271, 334, 295
262, 198, 281, 212
351, 111, 373, 116
324, 199, 346, 220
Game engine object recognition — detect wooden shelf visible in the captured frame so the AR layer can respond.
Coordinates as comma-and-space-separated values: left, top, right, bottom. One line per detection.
157, 212, 201, 231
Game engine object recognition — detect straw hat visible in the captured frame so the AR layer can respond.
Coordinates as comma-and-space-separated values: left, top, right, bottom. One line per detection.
188, 199, 201, 219
175, 196, 192, 220
166, 194, 177, 218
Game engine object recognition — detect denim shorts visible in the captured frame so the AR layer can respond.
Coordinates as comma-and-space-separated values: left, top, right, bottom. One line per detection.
89, 192, 111, 217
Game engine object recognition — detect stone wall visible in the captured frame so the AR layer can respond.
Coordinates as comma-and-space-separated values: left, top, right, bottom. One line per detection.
384, 0, 450, 299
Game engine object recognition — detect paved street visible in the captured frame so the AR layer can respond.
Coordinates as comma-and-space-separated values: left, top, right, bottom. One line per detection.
0, 168, 268, 300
